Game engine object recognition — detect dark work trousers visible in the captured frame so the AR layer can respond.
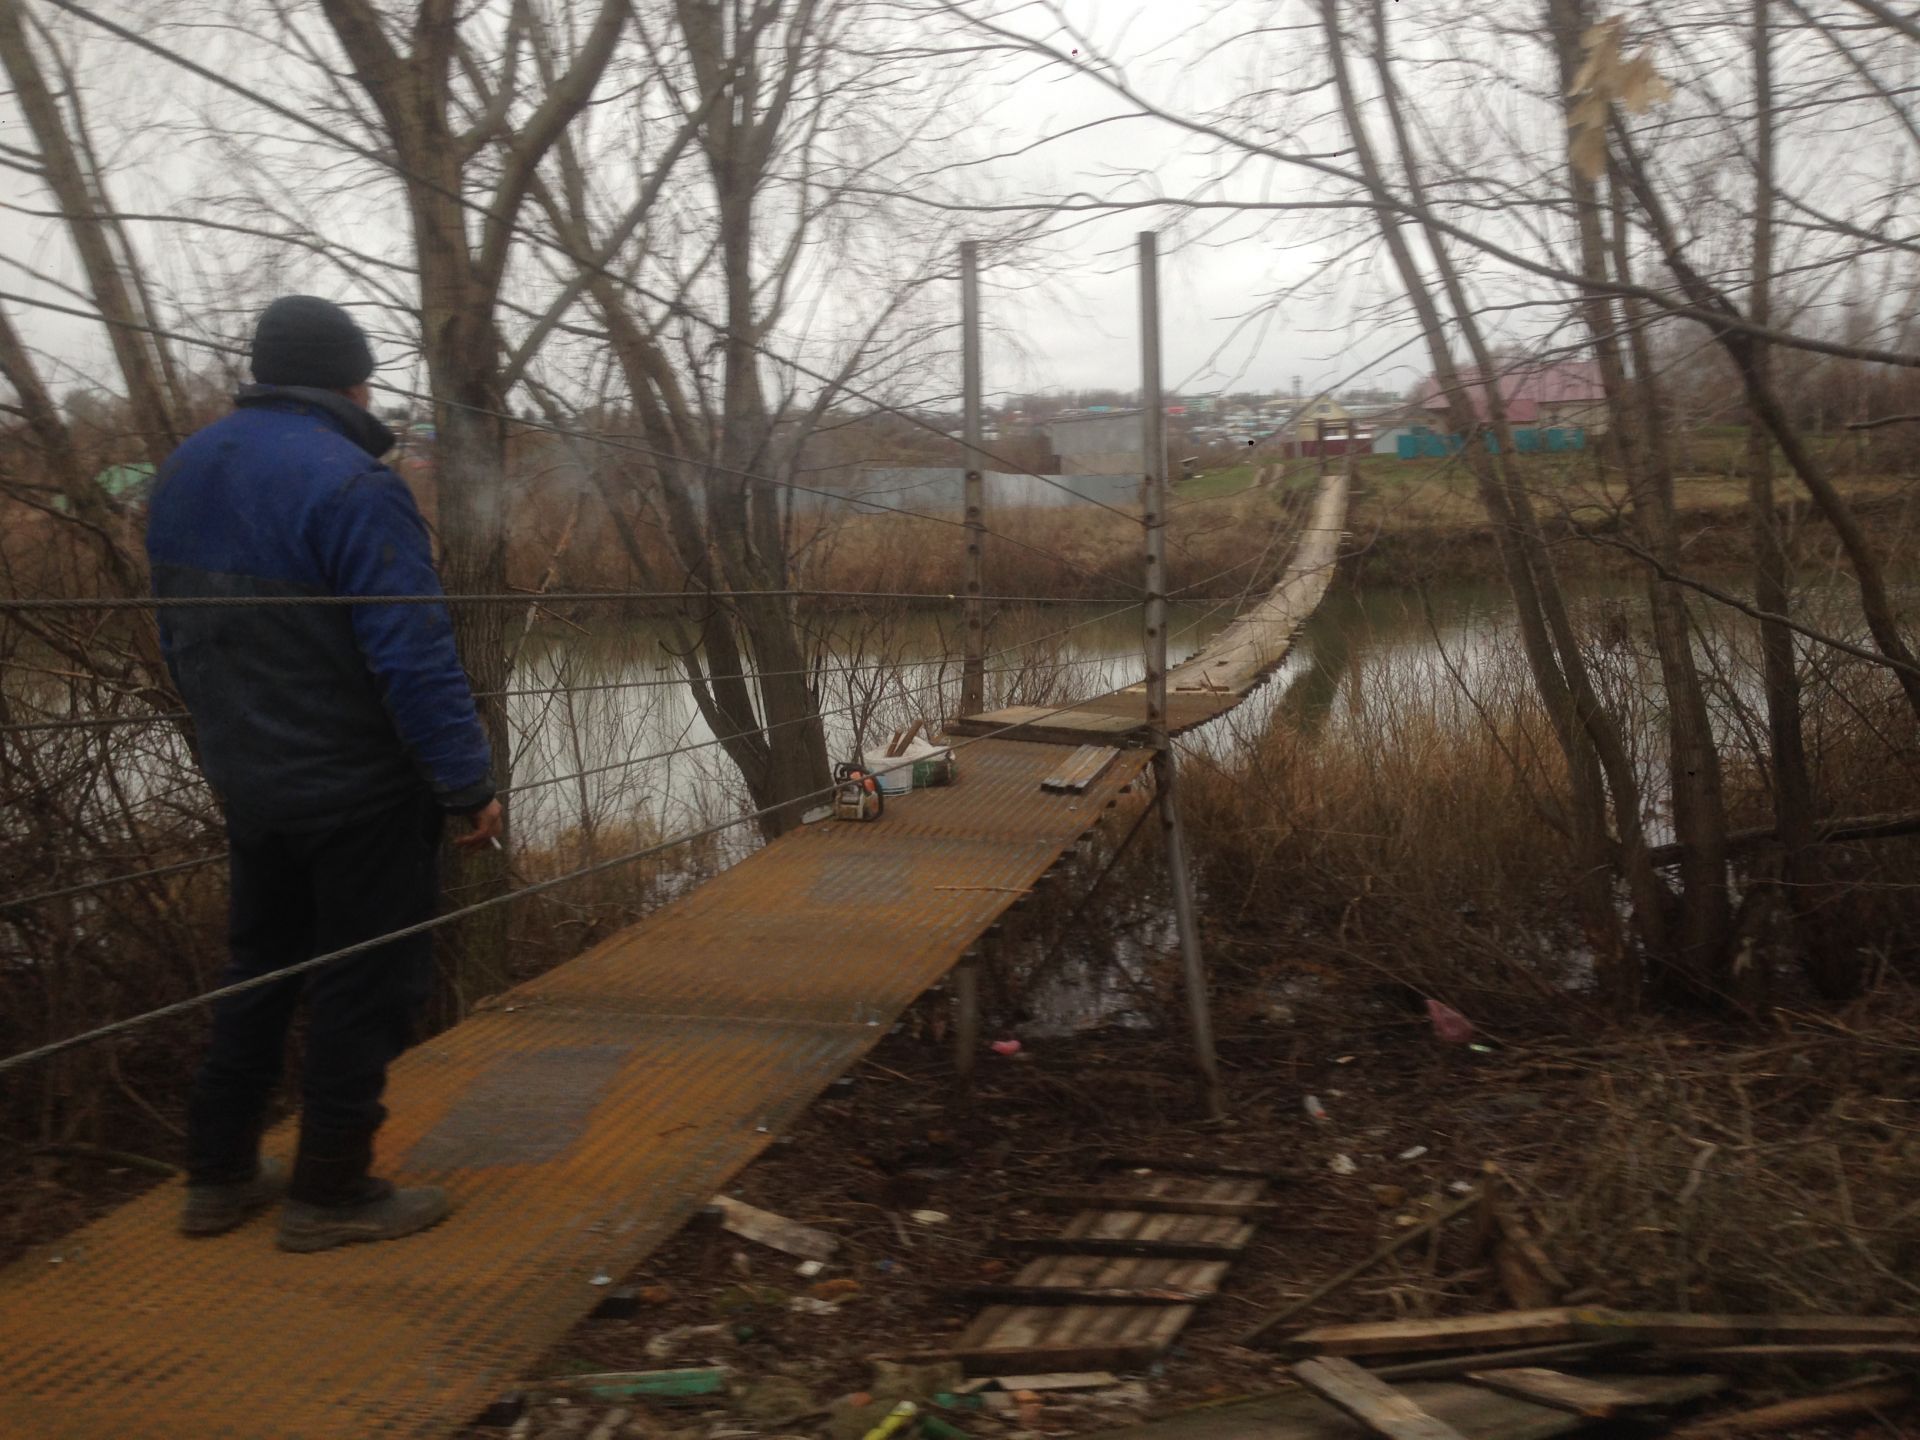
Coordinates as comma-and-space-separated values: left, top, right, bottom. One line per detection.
184, 788, 441, 1185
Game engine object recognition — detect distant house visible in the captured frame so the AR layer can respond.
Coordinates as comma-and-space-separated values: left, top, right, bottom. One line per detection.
1417, 360, 1608, 436
1041, 410, 1144, 476
1291, 395, 1352, 440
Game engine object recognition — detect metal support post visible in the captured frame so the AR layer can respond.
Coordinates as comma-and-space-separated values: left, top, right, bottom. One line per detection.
1138, 232, 1226, 1121
960, 240, 986, 718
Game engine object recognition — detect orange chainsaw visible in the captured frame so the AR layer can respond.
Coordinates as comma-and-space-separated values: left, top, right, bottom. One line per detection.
832, 762, 884, 822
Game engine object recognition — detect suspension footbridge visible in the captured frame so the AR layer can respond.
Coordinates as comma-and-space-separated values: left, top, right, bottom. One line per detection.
0, 463, 1349, 1438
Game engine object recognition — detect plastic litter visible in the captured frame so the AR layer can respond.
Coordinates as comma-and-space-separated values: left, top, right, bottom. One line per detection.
1425, 997, 1476, 1044
1303, 1095, 1330, 1124
1398, 1145, 1429, 1161
1328, 1153, 1358, 1176
859, 1400, 920, 1440
989, 1039, 1021, 1056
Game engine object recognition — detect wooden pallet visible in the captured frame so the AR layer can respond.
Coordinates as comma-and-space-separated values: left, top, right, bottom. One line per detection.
930, 1166, 1267, 1374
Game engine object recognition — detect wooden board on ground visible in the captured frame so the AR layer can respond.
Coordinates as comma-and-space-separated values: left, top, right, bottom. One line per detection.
1659, 1342, 1920, 1365
1079, 1381, 1582, 1440
1291, 1359, 1472, 1440
944, 1170, 1266, 1373
1002, 1252, 1231, 1299
1370, 1344, 1623, 1384
1063, 1206, 1257, 1248
1005, 1236, 1249, 1260
1665, 1380, 1915, 1439
1281, 1311, 1583, 1360
1040, 746, 1121, 793
707, 1195, 837, 1263
1575, 1311, 1920, 1348
955, 1284, 1215, 1307
1462, 1368, 1726, 1418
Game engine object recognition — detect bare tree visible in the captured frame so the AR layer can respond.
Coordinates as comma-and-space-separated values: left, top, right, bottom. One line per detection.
1743, 0, 1821, 991
0, 0, 181, 470
524, 0, 962, 835
306, 0, 629, 998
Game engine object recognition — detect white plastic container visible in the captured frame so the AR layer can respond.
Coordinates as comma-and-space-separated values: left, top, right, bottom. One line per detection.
870, 760, 914, 796
862, 738, 950, 796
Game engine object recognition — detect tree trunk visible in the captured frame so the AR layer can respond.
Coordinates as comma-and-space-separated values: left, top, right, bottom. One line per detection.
1607, 190, 1734, 997
0, 0, 179, 468
1343, 0, 1644, 999
1541, 0, 1734, 997
1747, 0, 1830, 997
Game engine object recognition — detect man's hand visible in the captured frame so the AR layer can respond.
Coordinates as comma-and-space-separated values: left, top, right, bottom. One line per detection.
454, 798, 504, 853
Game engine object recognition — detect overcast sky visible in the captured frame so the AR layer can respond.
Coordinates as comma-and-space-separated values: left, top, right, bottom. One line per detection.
0, 0, 1440, 413
4, 0, 1909, 416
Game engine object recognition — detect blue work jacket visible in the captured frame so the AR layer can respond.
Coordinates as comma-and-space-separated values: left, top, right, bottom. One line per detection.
146, 385, 493, 830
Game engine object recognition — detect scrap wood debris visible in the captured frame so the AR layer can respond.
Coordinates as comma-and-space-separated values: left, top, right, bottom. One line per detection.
1252, 1308, 1920, 1440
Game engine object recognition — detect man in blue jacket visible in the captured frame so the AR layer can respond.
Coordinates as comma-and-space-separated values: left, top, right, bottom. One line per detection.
147, 295, 501, 1251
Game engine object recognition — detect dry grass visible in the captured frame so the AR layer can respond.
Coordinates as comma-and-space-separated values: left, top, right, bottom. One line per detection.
1183, 644, 1589, 1008
1528, 1008, 1920, 1316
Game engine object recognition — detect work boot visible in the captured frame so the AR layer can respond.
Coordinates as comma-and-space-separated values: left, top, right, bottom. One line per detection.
179, 1157, 288, 1237
276, 1181, 451, 1253
276, 1124, 450, 1254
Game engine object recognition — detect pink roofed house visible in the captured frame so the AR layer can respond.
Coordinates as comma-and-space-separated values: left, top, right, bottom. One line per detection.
1417, 359, 1609, 434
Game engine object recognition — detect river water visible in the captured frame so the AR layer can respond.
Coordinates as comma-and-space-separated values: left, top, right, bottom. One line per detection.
10, 571, 1829, 864
501, 580, 1629, 847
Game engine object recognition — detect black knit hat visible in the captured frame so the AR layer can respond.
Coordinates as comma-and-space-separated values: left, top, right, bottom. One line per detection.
250, 295, 376, 389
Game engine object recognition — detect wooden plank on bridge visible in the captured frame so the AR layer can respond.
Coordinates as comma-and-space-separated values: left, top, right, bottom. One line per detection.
1040, 745, 1121, 793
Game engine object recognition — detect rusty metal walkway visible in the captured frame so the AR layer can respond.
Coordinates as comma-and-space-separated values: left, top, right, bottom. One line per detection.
950, 467, 1350, 745
0, 469, 1349, 1439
